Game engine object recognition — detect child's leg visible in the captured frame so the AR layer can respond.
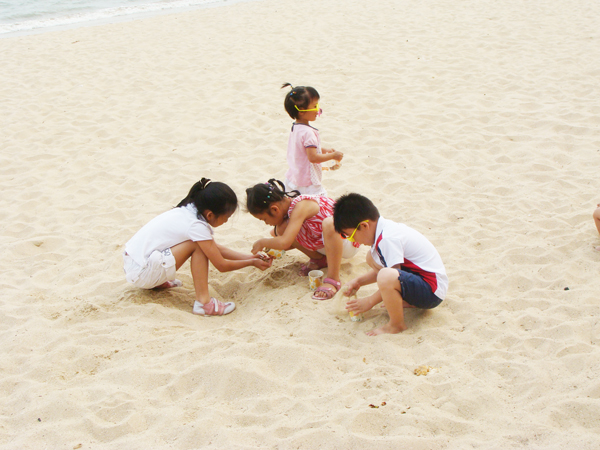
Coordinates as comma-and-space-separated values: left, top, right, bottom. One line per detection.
171, 241, 211, 304
593, 206, 600, 251
594, 206, 600, 235
313, 217, 343, 299
274, 218, 325, 259
366, 268, 408, 336
290, 240, 325, 259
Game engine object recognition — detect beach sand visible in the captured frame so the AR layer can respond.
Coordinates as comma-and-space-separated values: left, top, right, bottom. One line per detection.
1, 0, 600, 448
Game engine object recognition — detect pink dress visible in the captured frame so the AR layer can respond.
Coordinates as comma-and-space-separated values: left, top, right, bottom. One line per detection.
287, 195, 334, 251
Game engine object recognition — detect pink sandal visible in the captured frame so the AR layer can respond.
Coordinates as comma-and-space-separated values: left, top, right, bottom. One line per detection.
299, 256, 328, 276
193, 298, 236, 316
312, 277, 341, 300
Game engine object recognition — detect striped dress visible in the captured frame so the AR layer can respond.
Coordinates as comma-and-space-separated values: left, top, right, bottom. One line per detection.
288, 195, 360, 253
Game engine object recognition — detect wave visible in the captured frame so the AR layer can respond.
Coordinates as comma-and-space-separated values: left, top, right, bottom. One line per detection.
0, 0, 245, 35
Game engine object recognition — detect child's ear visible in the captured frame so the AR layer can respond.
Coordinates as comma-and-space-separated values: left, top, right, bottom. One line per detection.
269, 204, 280, 216
203, 210, 215, 222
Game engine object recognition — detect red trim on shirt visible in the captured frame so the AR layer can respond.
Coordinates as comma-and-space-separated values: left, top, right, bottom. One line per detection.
402, 259, 438, 293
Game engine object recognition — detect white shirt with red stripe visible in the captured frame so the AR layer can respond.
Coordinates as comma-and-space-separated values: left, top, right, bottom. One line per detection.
370, 217, 448, 300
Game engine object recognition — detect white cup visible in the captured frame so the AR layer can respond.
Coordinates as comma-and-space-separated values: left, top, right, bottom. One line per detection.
308, 270, 324, 291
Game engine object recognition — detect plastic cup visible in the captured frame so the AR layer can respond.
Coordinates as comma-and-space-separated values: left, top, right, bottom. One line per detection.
349, 310, 363, 322
348, 294, 363, 322
264, 248, 285, 259
308, 270, 324, 291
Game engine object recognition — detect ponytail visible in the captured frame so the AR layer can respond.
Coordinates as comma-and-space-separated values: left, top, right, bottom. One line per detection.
177, 178, 238, 219
246, 178, 299, 215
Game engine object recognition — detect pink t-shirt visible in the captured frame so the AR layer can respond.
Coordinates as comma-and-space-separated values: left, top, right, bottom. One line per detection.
284, 123, 322, 188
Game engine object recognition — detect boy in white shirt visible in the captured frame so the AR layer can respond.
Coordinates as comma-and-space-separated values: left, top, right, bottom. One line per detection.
333, 193, 448, 335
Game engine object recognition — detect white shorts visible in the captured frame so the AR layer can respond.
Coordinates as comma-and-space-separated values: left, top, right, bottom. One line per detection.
317, 236, 360, 259
123, 248, 177, 289
284, 178, 327, 196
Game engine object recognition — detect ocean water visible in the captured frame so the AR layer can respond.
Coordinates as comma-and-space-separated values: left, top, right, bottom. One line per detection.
0, 0, 250, 36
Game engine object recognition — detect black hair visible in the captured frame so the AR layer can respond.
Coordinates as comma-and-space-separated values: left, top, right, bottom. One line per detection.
245, 178, 300, 215
281, 83, 320, 120
177, 178, 238, 219
333, 193, 380, 232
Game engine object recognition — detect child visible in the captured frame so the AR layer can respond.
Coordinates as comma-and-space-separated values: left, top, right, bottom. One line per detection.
593, 204, 600, 251
246, 179, 358, 300
281, 83, 344, 196
332, 193, 448, 336
123, 178, 272, 316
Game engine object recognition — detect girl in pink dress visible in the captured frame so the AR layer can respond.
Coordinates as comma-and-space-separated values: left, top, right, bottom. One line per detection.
281, 83, 344, 196
246, 179, 358, 300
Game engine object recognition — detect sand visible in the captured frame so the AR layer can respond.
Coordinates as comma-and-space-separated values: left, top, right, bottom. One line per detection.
1, 0, 600, 448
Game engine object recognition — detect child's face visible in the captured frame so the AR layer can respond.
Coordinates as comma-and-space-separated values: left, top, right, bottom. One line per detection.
297, 98, 321, 122
252, 206, 285, 227
340, 221, 370, 246
207, 211, 233, 227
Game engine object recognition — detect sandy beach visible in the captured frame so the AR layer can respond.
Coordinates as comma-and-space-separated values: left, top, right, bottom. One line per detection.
1, 0, 600, 448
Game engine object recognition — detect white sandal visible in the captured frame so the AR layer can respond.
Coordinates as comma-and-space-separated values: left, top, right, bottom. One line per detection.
193, 298, 235, 316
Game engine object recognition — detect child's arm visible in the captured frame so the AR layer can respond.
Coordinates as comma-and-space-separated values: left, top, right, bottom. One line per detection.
306, 147, 343, 164
344, 268, 381, 313
199, 240, 271, 272
251, 199, 320, 254
216, 243, 260, 261
346, 290, 383, 314
343, 268, 379, 296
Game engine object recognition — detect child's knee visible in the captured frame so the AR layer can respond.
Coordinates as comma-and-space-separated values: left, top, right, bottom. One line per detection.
377, 268, 400, 290
593, 208, 600, 220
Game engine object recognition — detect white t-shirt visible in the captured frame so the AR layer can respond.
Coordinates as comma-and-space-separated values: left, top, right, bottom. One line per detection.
370, 217, 448, 299
125, 203, 213, 266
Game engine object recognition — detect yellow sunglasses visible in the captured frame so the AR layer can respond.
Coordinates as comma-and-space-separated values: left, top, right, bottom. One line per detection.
294, 103, 320, 112
340, 220, 368, 243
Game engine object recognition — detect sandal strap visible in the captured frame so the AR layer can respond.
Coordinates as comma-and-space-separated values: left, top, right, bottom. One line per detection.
206, 298, 228, 315
323, 278, 341, 291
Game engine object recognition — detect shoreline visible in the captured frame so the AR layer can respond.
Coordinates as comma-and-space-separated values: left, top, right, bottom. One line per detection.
0, 0, 262, 39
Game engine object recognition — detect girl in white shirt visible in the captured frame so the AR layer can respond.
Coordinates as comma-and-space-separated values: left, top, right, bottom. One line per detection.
124, 178, 271, 316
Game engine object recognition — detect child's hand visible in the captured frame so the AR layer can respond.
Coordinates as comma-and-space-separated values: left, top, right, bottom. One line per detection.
345, 296, 373, 314
332, 150, 344, 162
251, 239, 265, 255
252, 256, 273, 270
343, 279, 361, 297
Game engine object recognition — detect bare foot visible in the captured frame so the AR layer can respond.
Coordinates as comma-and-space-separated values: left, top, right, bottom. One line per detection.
595, 246, 600, 252
380, 301, 415, 309
366, 323, 407, 336
155, 279, 183, 289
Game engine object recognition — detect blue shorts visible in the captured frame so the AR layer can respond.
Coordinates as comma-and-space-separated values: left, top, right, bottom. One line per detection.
397, 269, 443, 309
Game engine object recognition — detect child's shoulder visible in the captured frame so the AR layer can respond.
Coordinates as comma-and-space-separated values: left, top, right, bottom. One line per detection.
377, 217, 409, 239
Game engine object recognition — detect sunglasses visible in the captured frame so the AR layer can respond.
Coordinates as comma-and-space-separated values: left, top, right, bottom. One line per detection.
340, 220, 368, 243
294, 103, 320, 112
